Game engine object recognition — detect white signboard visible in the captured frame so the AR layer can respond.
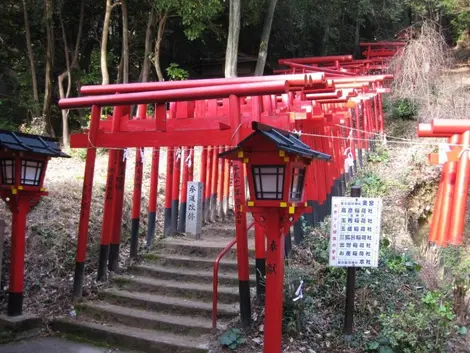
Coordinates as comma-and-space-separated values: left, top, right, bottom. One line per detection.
186, 182, 204, 238
329, 197, 382, 267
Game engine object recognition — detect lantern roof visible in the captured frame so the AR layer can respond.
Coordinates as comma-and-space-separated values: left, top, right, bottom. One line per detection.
0, 130, 70, 158
220, 122, 331, 161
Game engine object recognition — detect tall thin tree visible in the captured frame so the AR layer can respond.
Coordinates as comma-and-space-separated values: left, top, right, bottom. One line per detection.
58, 0, 84, 148
154, 10, 169, 82
43, 0, 55, 136
140, 4, 157, 82
22, 0, 39, 117
121, 0, 129, 83
224, 0, 241, 78
254, 0, 278, 76
101, 0, 120, 85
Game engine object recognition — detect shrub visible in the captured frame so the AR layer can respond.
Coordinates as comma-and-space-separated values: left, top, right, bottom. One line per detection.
386, 98, 418, 120
367, 291, 455, 353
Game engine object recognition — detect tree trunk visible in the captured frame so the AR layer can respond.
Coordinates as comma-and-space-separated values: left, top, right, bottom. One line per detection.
101, 0, 113, 85
320, 23, 330, 56
121, 0, 129, 84
254, 0, 278, 76
43, 0, 55, 137
154, 11, 169, 82
22, 0, 39, 117
58, 0, 84, 149
72, 0, 85, 69
141, 6, 156, 82
225, 0, 241, 78
354, 13, 361, 57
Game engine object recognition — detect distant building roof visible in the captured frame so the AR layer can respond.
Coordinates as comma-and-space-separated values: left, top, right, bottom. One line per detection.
220, 122, 331, 161
0, 130, 70, 158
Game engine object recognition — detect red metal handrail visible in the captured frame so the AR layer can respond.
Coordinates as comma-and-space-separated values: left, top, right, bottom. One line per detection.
212, 220, 255, 330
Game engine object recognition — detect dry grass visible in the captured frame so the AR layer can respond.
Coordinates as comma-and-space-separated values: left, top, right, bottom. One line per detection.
0, 146, 192, 317
389, 21, 470, 123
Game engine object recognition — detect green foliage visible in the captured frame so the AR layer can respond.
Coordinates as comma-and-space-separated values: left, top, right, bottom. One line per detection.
360, 172, 388, 196
79, 50, 104, 86
384, 253, 422, 274
287, 219, 455, 351
218, 328, 246, 350
440, 246, 470, 286
367, 290, 455, 353
0, 108, 19, 131
156, 0, 223, 40
283, 267, 318, 335
166, 63, 189, 81
385, 98, 418, 120
368, 146, 390, 163
68, 148, 88, 161
457, 326, 468, 335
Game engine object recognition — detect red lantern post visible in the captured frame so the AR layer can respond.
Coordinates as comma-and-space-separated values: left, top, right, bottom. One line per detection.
219, 122, 330, 353
0, 130, 69, 316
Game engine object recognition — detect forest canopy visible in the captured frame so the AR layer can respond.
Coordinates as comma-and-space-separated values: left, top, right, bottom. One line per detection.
0, 0, 469, 146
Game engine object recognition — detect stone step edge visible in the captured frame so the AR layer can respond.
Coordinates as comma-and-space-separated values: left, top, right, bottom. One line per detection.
143, 253, 256, 266
79, 302, 223, 332
102, 288, 240, 316
52, 317, 210, 353
129, 264, 242, 280
113, 275, 240, 295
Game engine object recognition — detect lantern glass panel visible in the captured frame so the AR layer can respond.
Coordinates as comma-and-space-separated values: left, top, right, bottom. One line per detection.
290, 167, 306, 201
21, 160, 43, 186
0, 159, 15, 185
252, 165, 285, 200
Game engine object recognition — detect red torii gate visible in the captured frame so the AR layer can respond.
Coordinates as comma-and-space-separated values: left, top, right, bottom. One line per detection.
418, 120, 470, 246
59, 74, 328, 328
59, 50, 393, 350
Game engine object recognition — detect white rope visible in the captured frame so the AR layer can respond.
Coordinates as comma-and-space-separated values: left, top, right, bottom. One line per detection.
122, 148, 129, 161
140, 148, 145, 165
185, 149, 192, 168
293, 280, 304, 302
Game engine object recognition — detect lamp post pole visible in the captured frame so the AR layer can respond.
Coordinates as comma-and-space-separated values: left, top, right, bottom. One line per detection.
6, 194, 39, 317
8, 199, 28, 316
263, 210, 284, 353
229, 94, 251, 328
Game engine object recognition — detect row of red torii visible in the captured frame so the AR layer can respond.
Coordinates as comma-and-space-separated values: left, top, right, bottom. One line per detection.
58, 49, 398, 352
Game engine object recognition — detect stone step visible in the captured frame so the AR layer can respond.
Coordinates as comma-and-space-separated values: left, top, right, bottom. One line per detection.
151, 241, 256, 259
112, 275, 239, 304
102, 288, 239, 319
52, 318, 209, 353
128, 264, 246, 286
78, 302, 219, 336
143, 253, 256, 273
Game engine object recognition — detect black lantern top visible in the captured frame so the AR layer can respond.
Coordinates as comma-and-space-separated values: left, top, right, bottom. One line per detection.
219, 122, 331, 162
219, 122, 331, 205
0, 130, 70, 157
0, 130, 69, 190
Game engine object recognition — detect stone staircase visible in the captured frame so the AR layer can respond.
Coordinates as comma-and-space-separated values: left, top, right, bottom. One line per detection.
52, 223, 255, 353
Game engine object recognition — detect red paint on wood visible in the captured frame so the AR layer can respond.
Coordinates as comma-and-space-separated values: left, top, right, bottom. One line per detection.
76, 105, 101, 263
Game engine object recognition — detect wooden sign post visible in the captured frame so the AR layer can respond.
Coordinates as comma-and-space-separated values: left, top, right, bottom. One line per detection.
329, 186, 382, 339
